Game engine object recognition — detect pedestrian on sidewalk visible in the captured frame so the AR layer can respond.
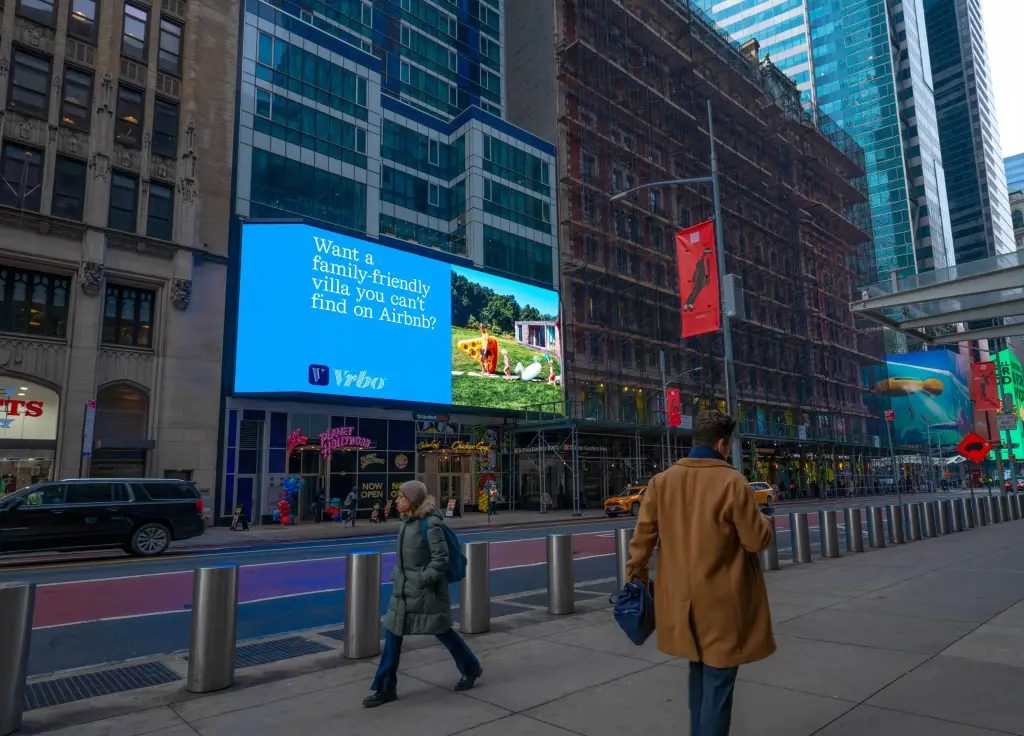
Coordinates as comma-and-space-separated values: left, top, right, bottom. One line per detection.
344, 487, 358, 526
363, 480, 482, 708
627, 410, 775, 736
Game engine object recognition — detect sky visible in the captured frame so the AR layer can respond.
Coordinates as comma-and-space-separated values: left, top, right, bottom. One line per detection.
982, 0, 1024, 158
452, 265, 560, 316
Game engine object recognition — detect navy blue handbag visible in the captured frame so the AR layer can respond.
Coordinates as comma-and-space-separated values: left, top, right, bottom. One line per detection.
610, 580, 656, 645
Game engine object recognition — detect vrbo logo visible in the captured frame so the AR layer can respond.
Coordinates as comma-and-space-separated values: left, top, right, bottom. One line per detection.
335, 369, 386, 391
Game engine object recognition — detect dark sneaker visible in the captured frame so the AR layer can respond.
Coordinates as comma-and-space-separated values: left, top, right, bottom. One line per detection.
362, 691, 397, 708
455, 669, 483, 692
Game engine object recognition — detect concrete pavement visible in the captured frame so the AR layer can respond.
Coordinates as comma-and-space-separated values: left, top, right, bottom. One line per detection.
20, 502, 1024, 735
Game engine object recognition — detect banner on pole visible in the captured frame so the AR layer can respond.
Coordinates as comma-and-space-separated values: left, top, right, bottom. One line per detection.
973, 360, 1000, 411
666, 389, 682, 427
676, 220, 720, 338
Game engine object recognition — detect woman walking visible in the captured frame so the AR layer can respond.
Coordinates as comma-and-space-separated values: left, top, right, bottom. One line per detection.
363, 480, 483, 708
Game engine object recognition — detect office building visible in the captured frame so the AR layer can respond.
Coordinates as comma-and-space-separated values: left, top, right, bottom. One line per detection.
506, 0, 887, 498
1007, 153, 1024, 195
225, 0, 561, 521
0, 0, 237, 491
695, 0, 955, 280
1011, 191, 1024, 250
924, 0, 1015, 263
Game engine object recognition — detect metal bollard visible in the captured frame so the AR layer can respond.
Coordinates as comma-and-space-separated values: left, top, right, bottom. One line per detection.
1012, 494, 1023, 521
887, 505, 906, 544
923, 502, 938, 537
845, 508, 864, 553
760, 517, 780, 571
344, 551, 382, 660
990, 496, 1003, 523
965, 497, 977, 528
0, 583, 35, 736
868, 507, 886, 548
906, 503, 922, 541
790, 513, 812, 563
978, 497, 990, 526
1000, 495, 1011, 523
938, 501, 953, 535
819, 510, 840, 558
614, 528, 633, 590
460, 542, 490, 635
547, 534, 575, 614
952, 498, 965, 531
187, 565, 239, 693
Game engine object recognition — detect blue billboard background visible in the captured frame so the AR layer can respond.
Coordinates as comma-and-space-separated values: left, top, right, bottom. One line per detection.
867, 350, 971, 448
234, 223, 562, 413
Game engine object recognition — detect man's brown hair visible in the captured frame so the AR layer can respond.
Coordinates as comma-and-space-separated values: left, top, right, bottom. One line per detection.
693, 410, 736, 447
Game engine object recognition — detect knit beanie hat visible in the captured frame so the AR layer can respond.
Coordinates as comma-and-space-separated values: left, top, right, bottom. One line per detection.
400, 480, 427, 509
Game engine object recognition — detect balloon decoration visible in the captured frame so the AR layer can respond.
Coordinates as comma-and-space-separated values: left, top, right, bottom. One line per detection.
327, 497, 342, 521
277, 476, 305, 526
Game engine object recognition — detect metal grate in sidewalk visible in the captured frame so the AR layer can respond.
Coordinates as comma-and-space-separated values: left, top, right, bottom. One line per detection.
320, 627, 346, 642
235, 636, 333, 668
23, 662, 181, 711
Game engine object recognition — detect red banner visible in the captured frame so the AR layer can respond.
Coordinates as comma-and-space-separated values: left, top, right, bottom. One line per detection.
676, 220, 720, 338
973, 360, 1000, 411
666, 389, 682, 427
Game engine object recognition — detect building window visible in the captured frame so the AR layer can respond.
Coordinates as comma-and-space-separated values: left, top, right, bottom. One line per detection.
400, 60, 410, 84
60, 67, 93, 130
152, 98, 178, 157
0, 143, 44, 212
8, 51, 52, 119
0, 266, 70, 338
68, 0, 98, 42
108, 172, 138, 232
428, 183, 439, 207
103, 284, 153, 347
122, 4, 148, 61
158, 18, 182, 75
52, 157, 87, 220
146, 182, 173, 240
428, 139, 439, 166
17, 0, 56, 26
115, 86, 144, 148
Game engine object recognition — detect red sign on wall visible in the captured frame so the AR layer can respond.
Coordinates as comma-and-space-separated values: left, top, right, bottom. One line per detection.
666, 389, 682, 427
973, 360, 1000, 411
884, 409, 895, 422
676, 220, 721, 339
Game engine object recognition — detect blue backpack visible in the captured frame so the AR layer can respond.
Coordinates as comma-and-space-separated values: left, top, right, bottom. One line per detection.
420, 517, 467, 583
610, 580, 656, 645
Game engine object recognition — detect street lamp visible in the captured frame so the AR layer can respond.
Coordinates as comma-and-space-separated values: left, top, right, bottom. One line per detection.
610, 100, 742, 472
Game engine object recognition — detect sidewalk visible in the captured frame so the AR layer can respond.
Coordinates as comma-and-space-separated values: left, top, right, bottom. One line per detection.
26, 515, 1024, 735
185, 508, 611, 548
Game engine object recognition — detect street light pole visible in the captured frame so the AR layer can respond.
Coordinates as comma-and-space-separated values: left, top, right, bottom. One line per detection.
609, 101, 741, 473
660, 349, 670, 467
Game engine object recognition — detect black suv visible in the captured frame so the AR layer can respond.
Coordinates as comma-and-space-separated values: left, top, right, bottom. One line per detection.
0, 479, 206, 557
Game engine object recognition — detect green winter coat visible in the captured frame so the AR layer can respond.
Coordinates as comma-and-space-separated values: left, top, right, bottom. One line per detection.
383, 497, 453, 636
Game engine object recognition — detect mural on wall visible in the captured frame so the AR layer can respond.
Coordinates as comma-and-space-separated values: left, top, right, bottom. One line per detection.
465, 424, 500, 511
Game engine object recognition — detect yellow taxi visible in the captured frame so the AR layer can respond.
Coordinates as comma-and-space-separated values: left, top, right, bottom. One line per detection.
604, 480, 650, 517
749, 481, 776, 507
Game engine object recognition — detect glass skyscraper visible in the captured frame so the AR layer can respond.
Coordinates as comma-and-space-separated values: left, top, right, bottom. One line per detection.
233, 0, 557, 288
1007, 153, 1024, 195
924, 0, 1015, 264
695, 0, 955, 280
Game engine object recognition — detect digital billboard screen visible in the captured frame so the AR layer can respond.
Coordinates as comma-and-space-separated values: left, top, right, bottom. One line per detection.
234, 223, 562, 413
869, 350, 971, 448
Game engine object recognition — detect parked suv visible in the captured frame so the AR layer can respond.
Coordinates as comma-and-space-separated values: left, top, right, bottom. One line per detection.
0, 479, 206, 557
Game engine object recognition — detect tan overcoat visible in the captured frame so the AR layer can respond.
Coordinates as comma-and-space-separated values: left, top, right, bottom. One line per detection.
627, 458, 776, 668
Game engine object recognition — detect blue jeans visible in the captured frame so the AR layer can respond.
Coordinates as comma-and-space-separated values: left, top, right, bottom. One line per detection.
371, 629, 481, 695
689, 661, 739, 736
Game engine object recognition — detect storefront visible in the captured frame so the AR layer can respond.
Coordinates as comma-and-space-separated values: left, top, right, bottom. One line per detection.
0, 376, 60, 492
220, 401, 513, 524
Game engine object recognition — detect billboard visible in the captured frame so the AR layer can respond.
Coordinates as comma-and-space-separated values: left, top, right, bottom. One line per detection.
676, 220, 720, 338
995, 349, 1024, 460
867, 350, 972, 448
234, 223, 562, 413
973, 360, 999, 411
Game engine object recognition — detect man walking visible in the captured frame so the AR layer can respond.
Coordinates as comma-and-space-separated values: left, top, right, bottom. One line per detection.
627, 410, 775, 735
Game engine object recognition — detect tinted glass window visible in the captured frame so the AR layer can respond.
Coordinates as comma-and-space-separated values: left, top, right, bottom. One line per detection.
66, 483, 114, 504
24, 484, 66, 506
136, 482, 198, 500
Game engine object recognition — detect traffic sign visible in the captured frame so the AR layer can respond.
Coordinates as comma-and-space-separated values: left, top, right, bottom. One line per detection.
883, 409, 895, 422
998, 413, 1018, 431
957, 432, 992, 464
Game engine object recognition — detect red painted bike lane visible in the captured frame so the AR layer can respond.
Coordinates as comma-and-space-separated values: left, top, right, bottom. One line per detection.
33, 532, 615, 628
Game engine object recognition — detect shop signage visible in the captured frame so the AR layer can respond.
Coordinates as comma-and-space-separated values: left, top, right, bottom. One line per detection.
394, 453, 410, 470
417, 438, 492, 453
359, 452, 387, 470
0, 377, 60, 441
418, 439, 442, 452
318, 426, 372, 457
415, 413, 450, 422
286, 429, 308, 456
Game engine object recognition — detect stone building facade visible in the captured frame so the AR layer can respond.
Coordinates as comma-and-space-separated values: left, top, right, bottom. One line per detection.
0, 0, 237, 493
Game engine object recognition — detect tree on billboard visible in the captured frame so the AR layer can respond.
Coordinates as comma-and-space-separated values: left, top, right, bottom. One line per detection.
451, 272, 555, 334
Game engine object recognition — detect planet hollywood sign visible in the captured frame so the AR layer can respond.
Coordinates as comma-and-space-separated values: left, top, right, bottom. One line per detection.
319, 426, 372, 457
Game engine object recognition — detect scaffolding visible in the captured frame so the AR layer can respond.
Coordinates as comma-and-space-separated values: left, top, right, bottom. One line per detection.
523, 0, 886, 490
